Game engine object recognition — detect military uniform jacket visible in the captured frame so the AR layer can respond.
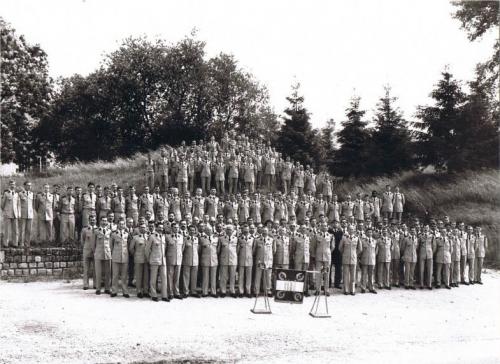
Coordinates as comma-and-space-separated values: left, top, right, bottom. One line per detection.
274, 235, 290, 266
296, 200, 309, 221
139, 193, 154, 216
97, 196, 112, 214
371, 197, 381, 218
419, 233, 435, 260
192, 196, 205, 218
254, 236, 275, 268
466, 235, 477, 259
36, 192, 54, 221
281, 162, 293, 180
291, 233, 310, 265
286, 198, 297, 218
401, 235, 418, 263
166, 233, 184, 266
353, 200, 365, 220
182, 235, 199, 266
450, 235, 462, 262
327, 202, 341, 222
81, 225, 95, 256
238, 198, 250, 221
145, 233, 166, 266
459, 231, 468, 256
261, 199, 275, 223
218, 234, 238, 266
169, 197, 181, 220
125, 194, 139, 215
435, 234, 452, 264
237, 234, 254, 267
315, 232, 333, 263
82, 192, 97, 211
112, 196, 126, 214
19, 190, 34, 219
341, 201, 354, 218
153, 194, 168, 217
111, 230, 129, 263
129, 234, 148, 264
205, 195, 219, 218
361, 236, 378, 265
60, 195, 76, 214
391, 232, 401, 259
377, 236, 392, 263
200, 234, 218, 267
249, 199, 261, 222
93, 226, 112, 260
339, 234, 361, 265
475, 234, 488, 258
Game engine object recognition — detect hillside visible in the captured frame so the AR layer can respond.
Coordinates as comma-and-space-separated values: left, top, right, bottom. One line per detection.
1, 153, 499, 264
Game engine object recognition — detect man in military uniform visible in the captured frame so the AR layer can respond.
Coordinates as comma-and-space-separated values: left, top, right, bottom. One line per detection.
314, 222, 333, 294
182, 224, 200, 298
218, 224, 238, 297
125, 185, 140, 226
401, 227, 418, 289
253, 227, 275, 296
166, 222, 184, 299
200, 225, 219, 297
360, 228, 378, 294
81, 214, 97, 290
112, 186, 126, 223
237, 223, 254, 298
466, 225, 476, 284
92, 216, 112, 295
81, 183, 97, 229
474, 226, 488, 284
339, 224, 361, 295
36, 183, 54, 244
291, 225, 311, 296
139, 186, 155, 221
330, 220, 344, 289
418, 225, 435, 289
145, 223, 168, 302
435, 227, 452, 289
376, 227, 392, 289
110, 219, 130, 297
2, 180, 20, 247
19, 181, 34, 247
59, 186, 76, 245
129, 223, 149, 298
381, 185, 393, 220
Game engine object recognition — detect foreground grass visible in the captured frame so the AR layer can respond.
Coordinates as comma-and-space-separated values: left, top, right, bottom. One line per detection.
1, 157, 499, 264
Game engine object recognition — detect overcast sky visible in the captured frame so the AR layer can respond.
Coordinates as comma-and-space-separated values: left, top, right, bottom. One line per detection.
2, 0, 496, 127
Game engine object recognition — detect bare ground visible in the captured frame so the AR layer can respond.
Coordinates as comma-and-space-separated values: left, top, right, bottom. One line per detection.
0, 270, 499, 364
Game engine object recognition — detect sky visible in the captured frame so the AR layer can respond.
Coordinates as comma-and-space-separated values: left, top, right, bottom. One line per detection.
1, 0, 496, 127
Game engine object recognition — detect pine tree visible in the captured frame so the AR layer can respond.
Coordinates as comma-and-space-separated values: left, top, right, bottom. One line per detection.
414, 70, 467, 171
317, 118, 336, 171
277, 83, 320, 167
370, 86, 414, 175
335, 96, 371, 177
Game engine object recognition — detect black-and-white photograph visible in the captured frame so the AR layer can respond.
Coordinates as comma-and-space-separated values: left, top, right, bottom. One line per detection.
0, 1, 499, 363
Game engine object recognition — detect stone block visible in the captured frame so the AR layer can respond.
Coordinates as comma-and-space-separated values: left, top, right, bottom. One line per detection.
60, 262, 67, 268
28, 262, 37, 268
21, 255, 27, 263
29, 269, 37, 275
0, 250, 4, 263
14, 269, 22, 276
10, 263, 17, 269
37, 262, 44, 268
7, 269, 15, 276
1, 270, 7, 277
22, 269, 29, 275
46, 269, 53, 275
45, 262, 53, 268
38, 269, 47, 275
53, 268, 63, 275
53, 262, 60, 268
18, 263, 28, 269
67, 262, 74, 267
34, 256, 42, 263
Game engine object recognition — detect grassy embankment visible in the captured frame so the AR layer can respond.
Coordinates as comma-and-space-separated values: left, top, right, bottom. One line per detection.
1, 153, 499, 265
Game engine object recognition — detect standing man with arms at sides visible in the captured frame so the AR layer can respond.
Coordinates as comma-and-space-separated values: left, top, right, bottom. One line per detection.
418, 225, 435, 289
381, 185, 393, 221
401, 227, 418, 290
139, 186, 155, 221
253, 227, 275, 297
112, 186, 126, 223
466, 225, 477, 284
376, 227, 392, 290
218, 224, 238, 298
458, 222, 468, 285
237, 223, 254, 298
74, 186, 83, 240
81, 214, 97, 290
182, 224, 200, 298
59, 186, 76, 245
339, 224, 362, 296
291, 225, 311, 296
360, 228, 378, 294
474, 226, 488, 284
166, 222, 185, 299
371, 191, 381, 223
110, 219, 130, 298
145, 153, 155, 190
2, 180, 20, 247
19, 181, 34, 247
81, 182, 97, 229
330, 220, 344, 289
125, 185, 139, 226
157, 148, 170, 193
435, 227, 452, 289
129, 223, 149, 298
92, 216, 112, 295
314, 222, 333, 295
145, 223, 168, 302
200, 225, 219, 297
392, 186, 405, 224
36, 183, 54, 244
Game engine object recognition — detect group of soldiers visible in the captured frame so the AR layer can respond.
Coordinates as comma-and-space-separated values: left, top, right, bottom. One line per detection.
1, 133, 488, 301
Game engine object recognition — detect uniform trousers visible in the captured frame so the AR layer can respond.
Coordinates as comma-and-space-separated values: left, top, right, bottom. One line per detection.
19, 218, 32, 247
149, 264, 167, 298
419, 258, 433, 288
460, 255, 467, 282
451, 260, 461, 284
182, 265, 198, 294
315, 261, 330, 291
219, 265, 236, 294
60, 213, 75, 243
112, 262, 129, 295
82, 252, 96, 288
331, 253, 342, 288
167, 265, 182, 296
475, 257, 484, 283
342, 264, 356, 293
38, 219, 53, 243
202, 266, 217, 295
436, 263, 450, 287
391, 259, 400, 285
254, 266, 272, 294
377, 262, 391, 288
404, 261, 416, 287
361, 265, 375, 291
238, 266, 253, 294
95, 259, 111, 291
134, 262, 149, 294
467, 257, 475, 283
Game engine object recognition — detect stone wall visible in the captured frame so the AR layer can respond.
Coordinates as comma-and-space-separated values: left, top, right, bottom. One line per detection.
0, 247, 82, 280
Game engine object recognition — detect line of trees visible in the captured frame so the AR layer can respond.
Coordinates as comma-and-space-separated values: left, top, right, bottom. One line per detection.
1, 1, 498, 175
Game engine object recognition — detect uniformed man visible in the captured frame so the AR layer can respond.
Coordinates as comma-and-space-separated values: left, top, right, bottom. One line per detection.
92, 216, 112, 295
466, 226, 476, 284
19, 181, 34, 247
314, 222, 333, 294
418, 225, 435, 289
182, 225, 200, 298
110, 219, 130, 297
376, 227, 392, 289
237, 223, 254, 298
341, 195, 355, 222
200, 225, 219, 297
125, 185, 140, 226
112, 186, 126, 223
81, 182, 97, 229
371, 191, 381, 223
139, 186, 155, 221
474, 226, 488, 284
390, 226, 401, 287
81, 214, 97, 290
74, 186, 83, 239
450, 228, 462, 288
339, 224, 362, 295
360, 228, 378, 294
36, 183, 54, 244
253, 227, 275, 296
291, 225, 311, 296
435, 227, 452, 289
192, 188, 205, 220
218, 224, 238, 297
458, 222, 468, 285
157, 148, 170, 192
273, 226, 290, 270
166, 222, 184, 299
59, 186, 76, 244
401, 227, 418, 289
145, 223, 168, 302
52, 184, 61, 245
2, 180, 20, 247
97, 187, 112, 222
145, 153, 155, 190
128, 223, 149, 298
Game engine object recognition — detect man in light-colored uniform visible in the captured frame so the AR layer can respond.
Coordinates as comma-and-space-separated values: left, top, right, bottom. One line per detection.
19, 181, 34, 247
110, 219, 130, 297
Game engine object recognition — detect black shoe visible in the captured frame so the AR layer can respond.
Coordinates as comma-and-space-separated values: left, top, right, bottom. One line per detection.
410, 286, 416, 290
220, 293, 226, 298
110, 293, 117, 297
137, 293, 143, 299
96, 290, 101, 295
231, 293, 237, 298
405, 286, 409, 290
144, 293, 150, 298
419, 286, 424, 290
361, 288, 366, 294
191, 293, 201, 298
123, 294, 130, 298
105, 290, 111, 295
238, 293, 244, 298
464, 282, 469, 286
334, 285, 341, 289
427, 287, 432, 290
386, 286, 391, 290
93, 286, 97, 289
436, 285, 441, 289
83, 287, 89, 291
343, 292, 348, 295
152, 297, 159, 302
350, 292, 355, 296
245, 294, 252, 298
394, 284, 400, 288
326, 291, 330, 297
174, 295, 182, 300
477, 281, 483, 285
304, 292, 310, 297
445, 285, 451, 289
201, 294, 208, 298
128, 283, 136, 288
370, 290, 377, 294
182, 294, 189, 299
211, 294, 218, 298
470, 281, 475, 285
168, 295, 174, 300
161, 297, 170, 302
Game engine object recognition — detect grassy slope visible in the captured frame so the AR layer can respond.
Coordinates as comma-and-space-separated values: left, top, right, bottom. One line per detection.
1, 154, 499, 264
